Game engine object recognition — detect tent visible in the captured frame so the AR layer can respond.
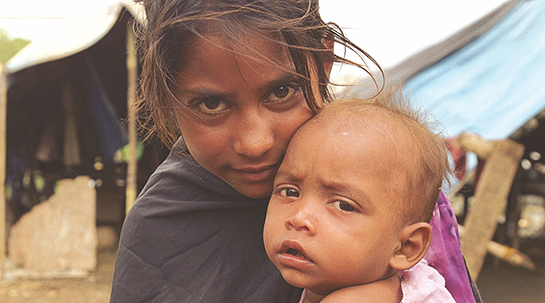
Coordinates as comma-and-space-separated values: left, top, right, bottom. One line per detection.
1, 2, 168, 232
346, 0, 545, 163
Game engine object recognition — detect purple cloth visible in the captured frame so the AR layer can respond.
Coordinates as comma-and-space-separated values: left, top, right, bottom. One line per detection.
425, 191, 475, 303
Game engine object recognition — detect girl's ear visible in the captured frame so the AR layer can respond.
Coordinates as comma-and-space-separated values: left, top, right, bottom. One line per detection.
389, 222, 432, 271
322, 37, 334, 79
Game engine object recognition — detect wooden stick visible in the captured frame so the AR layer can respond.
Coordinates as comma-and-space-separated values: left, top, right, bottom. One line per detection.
457, 132, 495, 160
459, 134, 524, 280
0, 64, 6, 277
458, 226, 535, 270
125, 22, 138, 213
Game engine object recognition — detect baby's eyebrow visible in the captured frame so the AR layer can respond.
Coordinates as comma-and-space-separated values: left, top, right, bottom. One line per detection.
321, 179, 371, 206
274, 169, 301, 182
320, 180, 355, 196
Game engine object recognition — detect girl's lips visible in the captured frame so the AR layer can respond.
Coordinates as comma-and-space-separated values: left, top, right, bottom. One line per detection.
235, 164, 277, 182
278, 239, 314, 270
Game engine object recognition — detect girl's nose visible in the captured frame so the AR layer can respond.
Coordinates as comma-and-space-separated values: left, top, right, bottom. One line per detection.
233, 110, 275, 158
285, 204, 317, 236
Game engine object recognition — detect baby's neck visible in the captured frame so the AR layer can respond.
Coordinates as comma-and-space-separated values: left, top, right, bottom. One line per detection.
303, 273, 402, 303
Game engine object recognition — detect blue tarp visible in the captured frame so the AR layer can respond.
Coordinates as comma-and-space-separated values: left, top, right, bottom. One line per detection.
404, 0, 545, 140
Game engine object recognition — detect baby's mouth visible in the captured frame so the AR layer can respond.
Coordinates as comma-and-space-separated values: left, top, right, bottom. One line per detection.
278, 240, 315, 268
280, 240, 314, 262
285, 248, 308, 260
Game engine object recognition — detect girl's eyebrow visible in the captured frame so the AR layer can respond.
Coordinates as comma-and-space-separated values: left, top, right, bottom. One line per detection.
175, 86, 236, 103
178, 89, 233, 99
248, 73, 301, 96
178, 73, 300, 98
267, 74, 300, 86
239, 72, 300, 93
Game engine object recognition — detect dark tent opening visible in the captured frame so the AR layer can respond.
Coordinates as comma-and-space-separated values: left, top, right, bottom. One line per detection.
5, 10, 169, 236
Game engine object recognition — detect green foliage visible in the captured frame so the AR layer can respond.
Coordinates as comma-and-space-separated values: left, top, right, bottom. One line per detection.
0, 28, 30, 64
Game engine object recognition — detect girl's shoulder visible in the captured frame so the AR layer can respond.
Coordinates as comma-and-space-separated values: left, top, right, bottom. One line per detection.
130, 138, 267, 215
142, 146, 242, 201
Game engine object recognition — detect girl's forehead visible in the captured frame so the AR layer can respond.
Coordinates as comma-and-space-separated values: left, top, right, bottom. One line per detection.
188, 31, 290, 65
175, 31, 298, 95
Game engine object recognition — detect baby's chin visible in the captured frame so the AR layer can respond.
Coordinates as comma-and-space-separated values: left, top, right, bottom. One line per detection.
278, 271, 331, 295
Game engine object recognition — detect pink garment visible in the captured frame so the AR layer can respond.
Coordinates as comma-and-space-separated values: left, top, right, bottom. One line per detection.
298, 289, 306, 303
298, 260, 455, 303
426, 191, 475, 303
400, 259, 456, 303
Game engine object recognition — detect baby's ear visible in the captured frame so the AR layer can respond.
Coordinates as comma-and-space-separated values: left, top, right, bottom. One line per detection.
389, 222, 432, 270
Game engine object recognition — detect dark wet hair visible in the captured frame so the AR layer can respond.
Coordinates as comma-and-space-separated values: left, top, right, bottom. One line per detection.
133, 0, 381, 147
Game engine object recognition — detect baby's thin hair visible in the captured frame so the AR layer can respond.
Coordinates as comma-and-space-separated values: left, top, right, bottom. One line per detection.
319, 89, 452, 222
131, 0, 383, 148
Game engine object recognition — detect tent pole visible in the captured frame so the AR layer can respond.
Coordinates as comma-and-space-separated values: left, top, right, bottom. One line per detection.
125, 22, 138, 214
0, 64, 7, 277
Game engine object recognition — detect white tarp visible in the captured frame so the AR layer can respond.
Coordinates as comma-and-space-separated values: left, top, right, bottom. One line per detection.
1, 0, 509, 75
320, 0, 510, 69
0, 0, 143, 72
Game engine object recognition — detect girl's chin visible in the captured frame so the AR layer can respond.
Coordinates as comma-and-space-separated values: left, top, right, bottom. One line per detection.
239, 188, 273, 199
232, 182, 273, 199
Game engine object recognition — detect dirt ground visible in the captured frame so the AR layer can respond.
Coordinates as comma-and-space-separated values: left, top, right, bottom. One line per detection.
1, 247, 545, 302
478, 248, 545, 303
0, 249, 116, 303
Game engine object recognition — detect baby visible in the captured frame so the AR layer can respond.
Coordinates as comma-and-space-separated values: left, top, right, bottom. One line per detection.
263, 92, 457, 303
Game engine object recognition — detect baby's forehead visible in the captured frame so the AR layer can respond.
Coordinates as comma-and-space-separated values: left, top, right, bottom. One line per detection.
296, 104, 420, 170
306, 105, 401, 135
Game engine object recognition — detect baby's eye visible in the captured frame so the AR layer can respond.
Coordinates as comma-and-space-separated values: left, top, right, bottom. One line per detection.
276, 187, 300, 198
267, 85, 301, 103
331, 200, 357, 212
195, 98, 230, 114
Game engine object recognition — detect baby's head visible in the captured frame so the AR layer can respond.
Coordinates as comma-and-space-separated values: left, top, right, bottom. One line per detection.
263, 90, 450, 296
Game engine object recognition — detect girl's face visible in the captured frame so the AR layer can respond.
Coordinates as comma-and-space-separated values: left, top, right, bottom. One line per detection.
175, 34, 314, 198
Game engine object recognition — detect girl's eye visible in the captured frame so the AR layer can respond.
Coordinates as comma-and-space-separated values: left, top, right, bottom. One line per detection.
277, 187, 300, 198
273, 86, 291, 99
267, 85, 301, 103
331, 200, 357, 212
195, 98, 230, 114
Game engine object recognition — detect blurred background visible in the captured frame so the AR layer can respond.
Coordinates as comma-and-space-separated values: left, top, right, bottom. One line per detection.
1, 0, 545, 302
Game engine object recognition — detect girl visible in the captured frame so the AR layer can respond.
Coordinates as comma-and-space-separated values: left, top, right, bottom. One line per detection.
111, 1, 478, 302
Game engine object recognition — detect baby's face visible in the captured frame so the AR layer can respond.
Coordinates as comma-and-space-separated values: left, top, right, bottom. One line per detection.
263, 114, 408, 295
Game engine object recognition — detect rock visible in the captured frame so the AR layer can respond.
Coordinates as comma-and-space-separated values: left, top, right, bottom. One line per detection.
97, 225, 117, 251
8, 176, 98, 272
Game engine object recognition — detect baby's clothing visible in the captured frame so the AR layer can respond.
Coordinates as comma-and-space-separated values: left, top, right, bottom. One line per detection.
298, 260, 455, 303
400, 260, 456, 303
